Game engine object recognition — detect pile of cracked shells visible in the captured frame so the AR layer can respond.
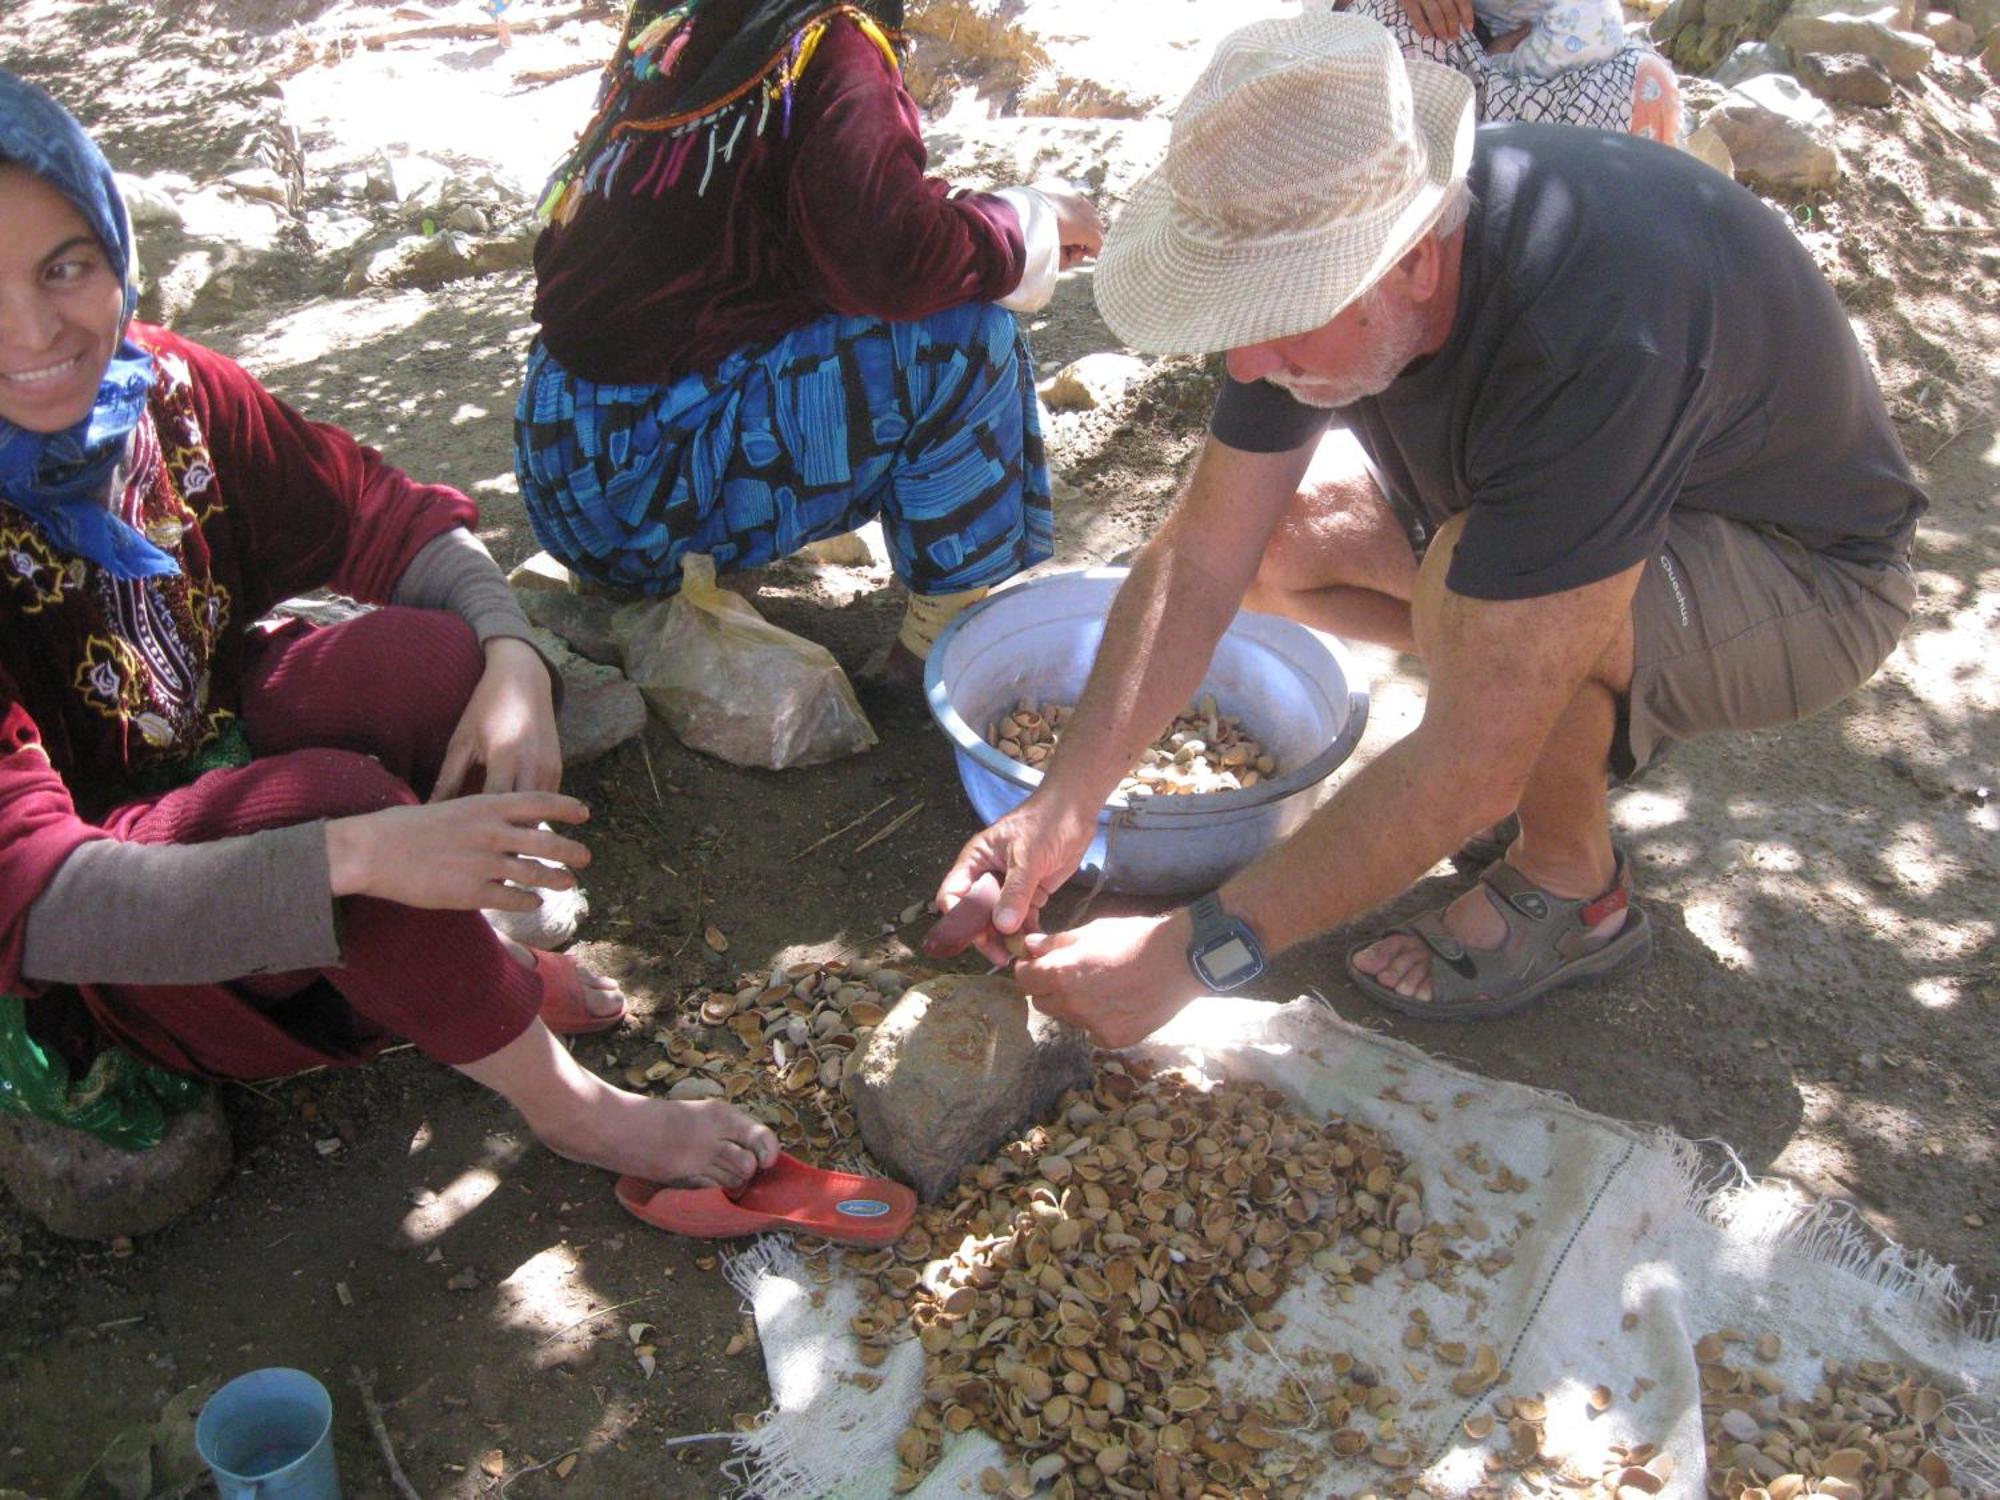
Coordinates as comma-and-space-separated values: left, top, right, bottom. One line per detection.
1693, 1331, 1964, 1500
990, 695, 1278, 797
631, 958, 915, 1158
847, 1061, 1447, 1498
630, 964, 1967, 1500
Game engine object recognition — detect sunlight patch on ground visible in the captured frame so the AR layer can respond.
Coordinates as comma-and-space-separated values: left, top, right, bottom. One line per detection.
402, 1165, 501, 1244
228, 290, 434, 373
1612, 783, 1689, 833
493, 1243, 595, 1348
1681, 896, 1752, 969
1909, 976, 1960, 1010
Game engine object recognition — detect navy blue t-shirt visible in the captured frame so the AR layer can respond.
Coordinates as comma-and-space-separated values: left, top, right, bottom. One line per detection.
1210, 123, 1925, 600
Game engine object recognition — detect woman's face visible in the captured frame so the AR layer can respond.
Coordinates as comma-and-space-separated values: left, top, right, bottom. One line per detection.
0, 164, 125, 433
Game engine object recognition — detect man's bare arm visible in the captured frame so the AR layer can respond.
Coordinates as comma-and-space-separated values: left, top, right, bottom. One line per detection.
1221, 553, 1644, 952
936, 434, 1318, 943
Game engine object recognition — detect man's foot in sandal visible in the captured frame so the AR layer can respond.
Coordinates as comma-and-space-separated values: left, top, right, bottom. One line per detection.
1347, 853, 1651, 1021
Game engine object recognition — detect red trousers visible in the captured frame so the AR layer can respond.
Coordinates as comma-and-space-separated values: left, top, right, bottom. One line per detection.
77, 609, 543, 1080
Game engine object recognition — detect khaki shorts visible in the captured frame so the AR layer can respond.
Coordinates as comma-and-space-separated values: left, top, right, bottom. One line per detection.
1620, 510, 1916, 777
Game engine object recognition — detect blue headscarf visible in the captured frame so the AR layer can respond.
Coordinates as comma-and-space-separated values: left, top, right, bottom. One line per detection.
0, 70, 176, 581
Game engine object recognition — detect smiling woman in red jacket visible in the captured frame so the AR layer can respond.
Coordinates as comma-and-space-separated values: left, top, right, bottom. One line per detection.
516, 0, 1104, 681
0, 69, 779, 1211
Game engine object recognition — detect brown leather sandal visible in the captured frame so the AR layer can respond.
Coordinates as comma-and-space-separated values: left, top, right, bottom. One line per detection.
1347, 853, 1652, 1021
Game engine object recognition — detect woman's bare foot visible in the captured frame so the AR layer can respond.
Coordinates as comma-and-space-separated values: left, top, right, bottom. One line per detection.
1351, 860, 1627, 1004
498, 933, 625, 1022
455, 1022, 778, 1186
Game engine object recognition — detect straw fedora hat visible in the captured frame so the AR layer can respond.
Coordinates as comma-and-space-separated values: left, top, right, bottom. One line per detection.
1094, 10, 1475, 355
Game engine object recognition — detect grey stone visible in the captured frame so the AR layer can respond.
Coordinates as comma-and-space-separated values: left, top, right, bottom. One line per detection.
1796, 48, 1899, 98
366, 152, 449, 205
117, 172, 190, 228
484, 882, 587, 949
1710, 39, 1793, 82
342, 223, 535, 293
220, 166, 293, 210
509, 550, 584, 591
1956, 0, 1999, 34
556, 655, 647, 766
851, 974, 1095, 1202
517, 586, 627, 665
1705, 73, 1843, 187
1687, 121, 1740, 177
1773, 2, 1935, 77
0, 1092, 230, 1240
1040, 352, 1149, 412
1922, 9, 1978, 49
445, 203, 491, 234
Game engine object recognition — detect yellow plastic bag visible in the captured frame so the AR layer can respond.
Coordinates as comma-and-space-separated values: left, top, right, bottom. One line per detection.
617, 554, 877, 769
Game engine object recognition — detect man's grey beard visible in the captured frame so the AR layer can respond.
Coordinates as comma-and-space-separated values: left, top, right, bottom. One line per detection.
1261, 291, 1427, 409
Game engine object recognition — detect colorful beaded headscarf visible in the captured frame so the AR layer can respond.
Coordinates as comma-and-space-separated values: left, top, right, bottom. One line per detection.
539, 0, 905, 222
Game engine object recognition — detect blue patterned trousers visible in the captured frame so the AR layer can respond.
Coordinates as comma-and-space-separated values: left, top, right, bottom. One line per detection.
514, 301, 1053, 597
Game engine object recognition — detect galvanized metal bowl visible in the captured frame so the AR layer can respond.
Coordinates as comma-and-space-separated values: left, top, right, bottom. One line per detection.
924, 567, 1369, 896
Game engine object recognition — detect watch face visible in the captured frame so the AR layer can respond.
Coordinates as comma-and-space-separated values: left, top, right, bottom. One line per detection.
1195, 933, 1260, 988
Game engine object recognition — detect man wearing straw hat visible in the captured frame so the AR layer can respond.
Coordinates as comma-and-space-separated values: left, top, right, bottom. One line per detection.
934, 10, 1922, 1043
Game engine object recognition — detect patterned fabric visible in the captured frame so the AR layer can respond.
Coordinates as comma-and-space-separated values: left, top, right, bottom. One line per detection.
0, 69, 174, 580
540, 0, 905, 221
1, 345, 237, 785
1346, 0, 1649, 133
1475, 0, 1627, 79
515, 300, 1052, 597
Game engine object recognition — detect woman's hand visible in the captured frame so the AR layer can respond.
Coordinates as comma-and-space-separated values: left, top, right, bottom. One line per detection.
325, 791, 592, 913
1400, 0, 1475, 40
432, 637, 561, 800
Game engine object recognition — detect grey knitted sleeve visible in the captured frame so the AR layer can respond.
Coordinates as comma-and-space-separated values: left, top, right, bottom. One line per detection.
20, 822, 343, 986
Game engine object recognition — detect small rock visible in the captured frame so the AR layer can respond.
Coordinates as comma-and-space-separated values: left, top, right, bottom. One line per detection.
1960, 0, 2000, 38
666, 1077, 725, 1100
446, 1267, 481, 1291
509, 550, 585, 592
445, 203, 491, 235
1704, 74, 1843, 188
0, 1092, 230, 1240
483, 831, 588, 950
1709, 39, 1793, 84
366, 152, 449, 206
516, 587, 627, 666
220, 166, 293, 209
1796, 49, 1898, 100
115, 172, 191, 228
1686, 121, 1738, 177
800, 523, 887, 567
1773, 2, 1935, 80
1923, 9, 1978, 49
850, 974, 1095, 1202
1039, 352, 1149, 412
1718, 1407, 1763, 1442
555, 657, 647, 767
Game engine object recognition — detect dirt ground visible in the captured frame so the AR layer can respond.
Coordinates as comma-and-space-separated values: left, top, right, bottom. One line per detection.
0, 2, 1995, 1497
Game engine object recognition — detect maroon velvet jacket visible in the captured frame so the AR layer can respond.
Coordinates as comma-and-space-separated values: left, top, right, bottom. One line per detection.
531, 15, 1027, 384
0, 326, 474, 996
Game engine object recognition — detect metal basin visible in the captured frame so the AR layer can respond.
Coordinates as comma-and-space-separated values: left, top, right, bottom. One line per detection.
924, 567, 1370, 896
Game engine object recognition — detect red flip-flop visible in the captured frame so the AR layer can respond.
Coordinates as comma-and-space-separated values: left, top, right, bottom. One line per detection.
615, 1153, 915, 1245
533, 948, 628, 1035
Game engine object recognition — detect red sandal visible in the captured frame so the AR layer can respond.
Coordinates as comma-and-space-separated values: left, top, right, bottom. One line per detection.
532, 948, 627, 1035
615, 1153, 915, 1245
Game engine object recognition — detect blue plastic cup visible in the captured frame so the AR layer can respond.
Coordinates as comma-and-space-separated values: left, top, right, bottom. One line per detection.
194, 1368, 342, 1500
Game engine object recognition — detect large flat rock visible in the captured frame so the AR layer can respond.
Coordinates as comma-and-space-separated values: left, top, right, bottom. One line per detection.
850, 974, 1094, 1202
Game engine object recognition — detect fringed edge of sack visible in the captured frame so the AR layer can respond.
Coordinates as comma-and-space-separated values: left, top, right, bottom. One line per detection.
1674, 1133, 2000, 1489
720, 1234, 931, 1500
